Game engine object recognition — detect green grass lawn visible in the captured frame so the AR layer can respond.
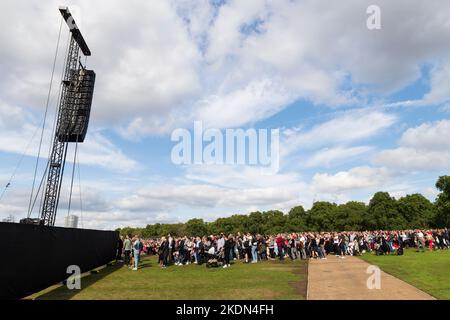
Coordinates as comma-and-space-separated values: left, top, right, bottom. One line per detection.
28, 256, 307, 300
360, 249, 450, 299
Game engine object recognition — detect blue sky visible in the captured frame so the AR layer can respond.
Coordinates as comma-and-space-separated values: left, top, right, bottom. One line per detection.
1, 0, 450, 229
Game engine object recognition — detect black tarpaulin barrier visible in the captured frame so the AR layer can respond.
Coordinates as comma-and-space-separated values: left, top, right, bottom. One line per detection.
0, 222, 118, 299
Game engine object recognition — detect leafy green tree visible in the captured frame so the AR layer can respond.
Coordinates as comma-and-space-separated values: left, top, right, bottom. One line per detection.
397, 194, 436, 229
334, 201, 366, 231
185, 218, 208, 237
247, 211, 264, 234
307, 201, 337, 231
118, 227, 141, 237
436, 175, 450, 195
262, 210, 287, 234
287, 206, 308, 231
115, 178, 449, 236
435, 175, 450, 227
232, 214, 250, 234
368, 192, 405, 230
208, 217, 235, 235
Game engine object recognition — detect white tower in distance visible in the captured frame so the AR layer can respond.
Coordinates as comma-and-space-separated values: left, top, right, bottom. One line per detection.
64, 215, 79, 228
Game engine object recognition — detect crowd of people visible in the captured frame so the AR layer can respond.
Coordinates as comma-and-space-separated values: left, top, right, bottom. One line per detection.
116, 229, 450, 270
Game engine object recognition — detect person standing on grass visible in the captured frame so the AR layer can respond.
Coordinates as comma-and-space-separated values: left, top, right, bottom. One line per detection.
439, 230, 445, 248
159, 237, 169, 268
250, 234, 258, 263
416, 230, 426, 252
298, 237, 306, 260
268, 236, 275, 259
259, 236, 267, 260
194, 236, 202, 264
132, 235, 143, 271
132, 236, 140, 271
318, 235, 326, 259
290, 234, 298, 260
338, 234, 346, 259
168, 234, 174, 263
426, 231, 434, 251
286, 235, 293, 259
117, 236, 124, 262
223, 234, 233, 268
242, 235, 250, 263
276, 234, 284, 260
123, 235, 132, 267
217, 233, 225, 254
176, 236, 186, 266
444, 229, 450, 248
233, 236, 240, 260
273, 236, 278, 258
333, 235, 339, 256
229, 234, 237, 262
310, 235, 319, 259
185, 237, 193, 264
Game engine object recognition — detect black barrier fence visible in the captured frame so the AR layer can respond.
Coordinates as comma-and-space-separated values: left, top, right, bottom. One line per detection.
0, 222, 118, 300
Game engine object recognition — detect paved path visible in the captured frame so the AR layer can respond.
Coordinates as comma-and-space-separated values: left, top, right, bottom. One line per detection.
307, 255, 435, 300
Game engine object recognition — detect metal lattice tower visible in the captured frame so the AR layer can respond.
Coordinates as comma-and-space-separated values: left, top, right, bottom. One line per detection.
40, 7, 95, 226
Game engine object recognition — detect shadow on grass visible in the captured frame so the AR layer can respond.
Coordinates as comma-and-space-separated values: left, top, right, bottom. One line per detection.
139, 261, 153, 269
34, 262, 125, 300
288, 260, 308, 299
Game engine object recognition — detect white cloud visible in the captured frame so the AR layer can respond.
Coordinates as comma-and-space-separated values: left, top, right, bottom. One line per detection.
205, 0, 268, 66
112, 182, 303, 221
0, 99, 137, 172
312, 166, 392, 194
303, 146, 373, 168
281, 110, 396, 158
422, 187, 439, 202
422, 60, 450, 106
400, 120, 450, 150
185, 164, 302, 189
375, 119, 450, 171
375, 148, 450, 172
3, 0, 450, 138
0, 0, 202, 138
105, 164, 310, 227
193, 78, 294, 129
78, 132, 137, 172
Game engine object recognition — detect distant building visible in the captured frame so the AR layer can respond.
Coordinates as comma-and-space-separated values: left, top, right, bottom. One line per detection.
64, 215, 79, 228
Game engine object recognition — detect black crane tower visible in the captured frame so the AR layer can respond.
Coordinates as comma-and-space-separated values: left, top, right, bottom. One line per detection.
39, 7, 96, 226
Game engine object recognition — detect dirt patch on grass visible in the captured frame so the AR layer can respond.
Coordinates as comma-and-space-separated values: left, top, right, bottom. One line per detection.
261, 267, 296, 272
222, 288, 277, 300
288, 260, 308, 299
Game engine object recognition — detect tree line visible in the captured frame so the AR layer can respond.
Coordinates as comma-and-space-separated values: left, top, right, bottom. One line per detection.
117, 176, 450, 238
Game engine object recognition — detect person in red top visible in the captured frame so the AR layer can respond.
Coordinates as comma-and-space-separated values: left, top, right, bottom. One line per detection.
276, 234, 284, 260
